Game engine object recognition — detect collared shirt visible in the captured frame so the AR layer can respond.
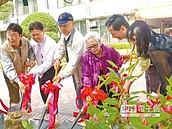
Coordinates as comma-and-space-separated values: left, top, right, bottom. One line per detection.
64, 32, 71, 41
30, 35, 57, 77
54, 27, 86, 88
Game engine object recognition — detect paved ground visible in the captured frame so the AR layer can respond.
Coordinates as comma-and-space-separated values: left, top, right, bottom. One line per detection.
0, 72, 78, 116
0, 62, 146, 116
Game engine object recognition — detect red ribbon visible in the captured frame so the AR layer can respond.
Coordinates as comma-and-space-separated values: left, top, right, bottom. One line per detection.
0, 99, 9, 114
41, 80, 62, 129
18, 73, 35, 112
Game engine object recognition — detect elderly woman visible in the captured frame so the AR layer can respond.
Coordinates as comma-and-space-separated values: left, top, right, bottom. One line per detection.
124, 20, 172, 95
81, 31, 123, 91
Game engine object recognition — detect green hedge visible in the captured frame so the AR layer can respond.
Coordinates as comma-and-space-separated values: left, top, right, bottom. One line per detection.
45, 32, 60, 43
108, 42, 131, 49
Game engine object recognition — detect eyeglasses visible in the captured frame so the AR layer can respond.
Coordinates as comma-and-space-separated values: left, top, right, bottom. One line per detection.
7, 34, 19, 39
87, 44, 99, 50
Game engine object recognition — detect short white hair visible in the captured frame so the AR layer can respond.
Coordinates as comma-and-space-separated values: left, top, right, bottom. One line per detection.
84, 31, 101, 44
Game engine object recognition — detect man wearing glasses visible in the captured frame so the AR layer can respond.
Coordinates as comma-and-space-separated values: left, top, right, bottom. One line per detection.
53, 12, 86, 109
0, 23, 35, 109
29, 21, 57, 104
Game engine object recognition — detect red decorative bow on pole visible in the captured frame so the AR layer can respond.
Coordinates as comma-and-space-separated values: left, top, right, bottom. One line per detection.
41, 80, 62, 129
18, 73, 35, 112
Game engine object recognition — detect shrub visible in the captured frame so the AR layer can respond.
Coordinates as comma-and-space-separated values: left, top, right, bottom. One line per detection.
21, 12, 59, 42
108, 42, 131, 49
45, 32, 60, 43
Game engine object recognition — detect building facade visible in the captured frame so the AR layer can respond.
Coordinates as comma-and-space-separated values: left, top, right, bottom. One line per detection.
1, 0, 172, 45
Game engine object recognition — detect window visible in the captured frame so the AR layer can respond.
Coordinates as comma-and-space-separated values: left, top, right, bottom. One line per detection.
75, 21, 87, 36
80, 21, 87, 36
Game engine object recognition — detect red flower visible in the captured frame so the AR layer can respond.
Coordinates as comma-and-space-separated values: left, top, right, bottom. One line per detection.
161, 105, 172, 114
122, 73, 128, 78
92, 87, 108, 101
111, 81, 121, 93
165, 95, 172, 100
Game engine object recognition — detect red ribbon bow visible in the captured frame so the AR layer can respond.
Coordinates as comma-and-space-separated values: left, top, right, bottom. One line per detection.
41, 80, 62, 129
18, 73, 35, 112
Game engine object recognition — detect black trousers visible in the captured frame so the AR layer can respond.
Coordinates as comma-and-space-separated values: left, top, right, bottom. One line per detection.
38, 67, 55, 104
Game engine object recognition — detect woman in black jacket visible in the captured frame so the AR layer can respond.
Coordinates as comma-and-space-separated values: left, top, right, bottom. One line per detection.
124, 20, 172, 96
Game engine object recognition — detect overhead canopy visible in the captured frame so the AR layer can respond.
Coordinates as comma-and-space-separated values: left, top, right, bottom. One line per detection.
137, 4, 172, 28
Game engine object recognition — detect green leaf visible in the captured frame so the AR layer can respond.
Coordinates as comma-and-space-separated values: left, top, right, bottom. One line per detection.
120, 67, 125, 74
96, 110, 106, 121
98, 75, 105, 82
103, 98, 119, 105
124, 75, 134, 81
130, 90, 145, 94
126, 63, 136, 71
106, 60, 118, 69
166, 85, 171, 91
87, 104, 101, 115
166, 100, 172, 105
108, 67, 118, 76
167, 90, 172, 96
107, 113, 117, 125
22, 120, 28, 128
166, 75, 172, 87
96, 121, 111, 129
85, 120, 96, 129
109, 74, 121, 84
146, 111, 171, 125
125, 96, 139, 102
130, 117, 151, 129
159, 94, 166, 105
107, 107, 119, 115
104, 77, 112, 85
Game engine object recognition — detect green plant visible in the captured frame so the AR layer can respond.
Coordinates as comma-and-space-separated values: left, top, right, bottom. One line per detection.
45, 31, 60, 43
84, 61, 172, 129
0, 1, 14, 21
108, 42, 131, 49
21, 12, 60, 42
22, 120, 34, 129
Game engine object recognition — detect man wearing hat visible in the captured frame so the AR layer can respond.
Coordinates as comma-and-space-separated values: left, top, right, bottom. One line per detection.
54, 12, 86, 109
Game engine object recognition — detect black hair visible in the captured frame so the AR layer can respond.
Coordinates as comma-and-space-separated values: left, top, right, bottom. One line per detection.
29, 21, 44, 32
105, 14, 129, 31
7, 23, 22, 35
126, 20, 152, 58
